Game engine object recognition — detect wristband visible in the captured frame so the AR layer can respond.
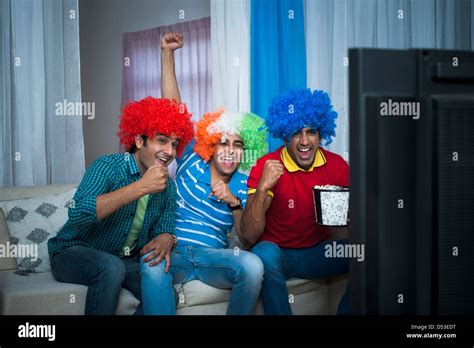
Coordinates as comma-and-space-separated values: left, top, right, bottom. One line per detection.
227, 198, 242, 211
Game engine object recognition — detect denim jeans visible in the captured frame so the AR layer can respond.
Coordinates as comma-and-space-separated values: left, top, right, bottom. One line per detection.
140, 244, 264, 315
251, 239, 349, 315
51, 245, 143, 315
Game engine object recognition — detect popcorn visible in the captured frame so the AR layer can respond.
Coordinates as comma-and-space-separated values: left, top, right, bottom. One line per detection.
313, 185, 347, 190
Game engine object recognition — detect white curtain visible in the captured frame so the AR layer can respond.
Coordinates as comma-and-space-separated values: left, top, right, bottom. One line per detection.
1, 0, 85, 187
305, 0, 474, 160
210, 0, 251, 112
122, 17, 211, 122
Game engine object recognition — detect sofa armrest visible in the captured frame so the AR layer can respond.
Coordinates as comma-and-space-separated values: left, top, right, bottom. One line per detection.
0, 209, 18, 271
0, 184, 77, 202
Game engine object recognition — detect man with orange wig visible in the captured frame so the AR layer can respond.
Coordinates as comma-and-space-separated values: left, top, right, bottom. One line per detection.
139, 34, 269, 315
48, 33, 194, 315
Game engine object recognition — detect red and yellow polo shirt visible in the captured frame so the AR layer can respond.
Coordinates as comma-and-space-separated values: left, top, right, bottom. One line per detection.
247, 146, 349, 248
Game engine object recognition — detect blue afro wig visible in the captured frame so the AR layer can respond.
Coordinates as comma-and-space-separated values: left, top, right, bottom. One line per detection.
266, 88, 338, 145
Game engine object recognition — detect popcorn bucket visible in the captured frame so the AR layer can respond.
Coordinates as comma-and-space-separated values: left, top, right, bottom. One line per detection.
313, 185, 350, 227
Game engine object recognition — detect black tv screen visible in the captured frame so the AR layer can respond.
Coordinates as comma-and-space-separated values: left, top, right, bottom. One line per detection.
349, 48, 474, 315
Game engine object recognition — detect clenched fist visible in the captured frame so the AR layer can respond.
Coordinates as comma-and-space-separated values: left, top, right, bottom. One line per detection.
257, 160, 284, 192
139, 164, 169, 194
161, 32, 183, 51
210, 180, 238, 206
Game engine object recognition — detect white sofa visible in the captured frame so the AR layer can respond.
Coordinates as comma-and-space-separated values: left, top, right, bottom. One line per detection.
0, 184, 347, 315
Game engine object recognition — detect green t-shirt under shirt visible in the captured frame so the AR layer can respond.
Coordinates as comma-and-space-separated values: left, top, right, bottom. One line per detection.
120, 194, 150, 256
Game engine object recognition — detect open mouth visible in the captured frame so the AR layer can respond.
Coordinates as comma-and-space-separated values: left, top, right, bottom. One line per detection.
155, 153, 171, 166
219, 156, 236, 168
298, 147, 312, 160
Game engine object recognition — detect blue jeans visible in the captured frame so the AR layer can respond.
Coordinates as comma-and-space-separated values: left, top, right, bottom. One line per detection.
51, 245, 142, 315
251, 240, 349, 315
140, 244, 264, 315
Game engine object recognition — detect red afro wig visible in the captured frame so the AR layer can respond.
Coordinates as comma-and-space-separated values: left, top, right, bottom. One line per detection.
118, 97, 194, 157
194, 109, 224, 162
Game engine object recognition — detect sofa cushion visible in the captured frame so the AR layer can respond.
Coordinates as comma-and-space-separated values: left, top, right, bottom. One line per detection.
180, 280, 230, 306
0, 188, 76, 273
176, 283, 330, 315
0, 268, 334, 315
177, 301, 229, 315
179, 277, 325, 307
286, 277, 326, 295
0, 269, 216, 315
0, 270, 139, 315
0, 210, 17, 271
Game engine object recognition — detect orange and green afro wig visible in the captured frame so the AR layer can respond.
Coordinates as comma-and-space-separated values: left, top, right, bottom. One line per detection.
118, 96, 194, 157
194, 110, 268, 171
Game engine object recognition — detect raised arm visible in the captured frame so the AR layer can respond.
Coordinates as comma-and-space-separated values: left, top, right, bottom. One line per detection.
241, 160, 284, 247
161, 32, 183, 103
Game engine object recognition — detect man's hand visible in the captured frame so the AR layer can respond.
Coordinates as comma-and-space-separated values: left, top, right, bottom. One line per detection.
140, 233, 175, 271
138, 164, 169, 195
161, 32, 183, 102
210, 180, 238, 206
257, 160, 284, 192
161, 32, 183, 51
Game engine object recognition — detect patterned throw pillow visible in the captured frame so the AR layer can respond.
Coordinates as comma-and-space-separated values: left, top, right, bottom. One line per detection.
0, 188, 77, 274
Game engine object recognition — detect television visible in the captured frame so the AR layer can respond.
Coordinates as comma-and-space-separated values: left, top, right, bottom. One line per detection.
349, 48, 474, 315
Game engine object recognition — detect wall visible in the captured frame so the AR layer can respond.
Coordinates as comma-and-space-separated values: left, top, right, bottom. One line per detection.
79, 0, 210, 167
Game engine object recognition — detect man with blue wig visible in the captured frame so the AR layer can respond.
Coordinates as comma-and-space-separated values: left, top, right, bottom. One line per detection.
241, 88, 350, 315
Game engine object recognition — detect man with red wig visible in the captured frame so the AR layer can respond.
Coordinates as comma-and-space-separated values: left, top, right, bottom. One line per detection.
139, 35, 269, 315
47, 33, 194, 315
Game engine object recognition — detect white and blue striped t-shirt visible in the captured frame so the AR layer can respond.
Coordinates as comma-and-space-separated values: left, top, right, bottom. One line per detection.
174, 149, 248, 248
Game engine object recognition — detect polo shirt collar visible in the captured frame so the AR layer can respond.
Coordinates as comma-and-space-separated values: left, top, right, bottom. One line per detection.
127, 152, 141, 176
280, 146, 326, 172
198, 160, 212, 185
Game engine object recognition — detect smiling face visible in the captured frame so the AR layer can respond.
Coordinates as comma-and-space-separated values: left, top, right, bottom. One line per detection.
210, 134, 244, 178
286, 127, 320, 170
134, 133, 180, 173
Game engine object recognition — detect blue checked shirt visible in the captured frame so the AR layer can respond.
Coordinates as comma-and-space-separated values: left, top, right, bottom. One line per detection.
48, 153, 176, 258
